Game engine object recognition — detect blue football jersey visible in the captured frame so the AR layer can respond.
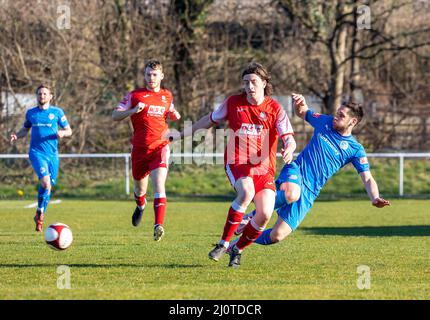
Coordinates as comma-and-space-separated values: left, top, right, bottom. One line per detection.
23, 105, 69, 155
295, 109, 369, 195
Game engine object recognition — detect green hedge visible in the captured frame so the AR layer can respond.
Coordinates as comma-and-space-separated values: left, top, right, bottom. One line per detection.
1, 157, 429, 200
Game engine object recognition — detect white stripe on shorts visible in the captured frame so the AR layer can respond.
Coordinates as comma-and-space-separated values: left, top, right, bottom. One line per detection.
225, 164, 236, 188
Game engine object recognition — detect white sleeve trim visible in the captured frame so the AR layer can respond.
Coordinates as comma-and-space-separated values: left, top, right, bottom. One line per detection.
116, 93, 132, 111
211, 99, 228, 123
168, 103, 175, 112
276, 108, 294, 137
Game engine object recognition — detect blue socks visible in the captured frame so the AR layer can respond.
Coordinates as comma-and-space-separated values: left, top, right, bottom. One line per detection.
254, 229, 274, 245
37, 186, 51, 213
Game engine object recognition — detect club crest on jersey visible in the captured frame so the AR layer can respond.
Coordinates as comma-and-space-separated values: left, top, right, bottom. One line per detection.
237, 107, 246, 113
147, 105, 166, 117
239, 123, 263, 136
161, 95, 167, 102
259, 112, 267, 121
339, 141, 349, 150
313, 113, 321, 118
48, 113, 55, 120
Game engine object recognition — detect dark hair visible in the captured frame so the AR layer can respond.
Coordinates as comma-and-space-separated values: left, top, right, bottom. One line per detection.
344, 101, 364, 124
35, 84, 53, 95
241, 62, 273, 96
144, 59, 163, 72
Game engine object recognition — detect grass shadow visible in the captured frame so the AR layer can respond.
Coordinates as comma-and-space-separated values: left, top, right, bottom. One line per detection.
300, 225, 430, 237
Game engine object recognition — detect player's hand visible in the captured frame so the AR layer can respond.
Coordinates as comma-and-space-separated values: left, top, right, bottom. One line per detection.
132, 103, 145, 114
57, 130, 65, 139
281, 148, 293, 164
372, 197, 390, 208
164, 132, 181, 142
10, 134, 17, 142
292, 93, 307, 108
166, 133, 175, 142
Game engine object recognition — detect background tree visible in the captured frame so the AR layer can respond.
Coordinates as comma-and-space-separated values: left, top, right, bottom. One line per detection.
0, 0, 429, 154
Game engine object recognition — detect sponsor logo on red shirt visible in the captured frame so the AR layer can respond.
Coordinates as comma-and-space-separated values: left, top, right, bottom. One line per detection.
239, 123, 263, 136
147, 105, 166, 117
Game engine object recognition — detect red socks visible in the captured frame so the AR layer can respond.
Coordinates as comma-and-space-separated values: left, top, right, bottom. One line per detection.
221, 202, 246, 242
236, 220, 264, 251
134, 192, 146, 208
135, 192, 167, 226
154, 197, 167, 226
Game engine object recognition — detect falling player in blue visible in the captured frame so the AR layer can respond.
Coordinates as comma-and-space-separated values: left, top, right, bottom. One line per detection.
10, 84, 72, 232
235, 93, 390, 246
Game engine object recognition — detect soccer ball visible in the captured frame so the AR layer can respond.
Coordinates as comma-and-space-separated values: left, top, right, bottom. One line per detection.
44, 223, 73, 251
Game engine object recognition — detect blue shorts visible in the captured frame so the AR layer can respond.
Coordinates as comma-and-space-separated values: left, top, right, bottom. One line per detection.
29, 152, 59, 186
275, 161, 302, 189
275, 162, 318, 231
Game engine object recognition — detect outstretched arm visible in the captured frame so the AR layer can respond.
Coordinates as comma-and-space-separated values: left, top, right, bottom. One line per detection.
191, 114, 214, 132
360, 171, 390, 208
292, 93, 309, 120
175, 113, 214, 140
276, 106, 296, 164
169, 100, 228, 141
10, 126, 30, 142
112, 104, 145, 121
280, 134, 296, 164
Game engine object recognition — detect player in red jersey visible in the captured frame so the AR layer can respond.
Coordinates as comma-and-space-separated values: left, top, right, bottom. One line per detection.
172, 62, 296, 267
113, 59, 181, 241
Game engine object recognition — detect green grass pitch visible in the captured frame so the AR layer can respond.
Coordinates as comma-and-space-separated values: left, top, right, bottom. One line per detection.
0, 199, 428, 299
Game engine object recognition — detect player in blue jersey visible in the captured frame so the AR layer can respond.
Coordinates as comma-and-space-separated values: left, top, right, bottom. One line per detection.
10, 84, 72, 232
234, 93, 390, 246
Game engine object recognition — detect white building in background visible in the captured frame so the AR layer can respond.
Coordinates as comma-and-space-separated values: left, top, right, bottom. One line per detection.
1, 91, 35, 116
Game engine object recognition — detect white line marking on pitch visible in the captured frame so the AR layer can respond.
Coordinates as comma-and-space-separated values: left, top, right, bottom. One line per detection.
24, 199, 62, 208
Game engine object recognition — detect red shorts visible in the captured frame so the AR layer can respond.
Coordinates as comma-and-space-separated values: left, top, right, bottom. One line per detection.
225, 164, 276, 194
131, 144, 170, 180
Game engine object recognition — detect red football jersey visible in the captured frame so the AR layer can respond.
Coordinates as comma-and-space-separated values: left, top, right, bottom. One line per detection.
211, 93, 293, 176
117, 88, 179, 152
